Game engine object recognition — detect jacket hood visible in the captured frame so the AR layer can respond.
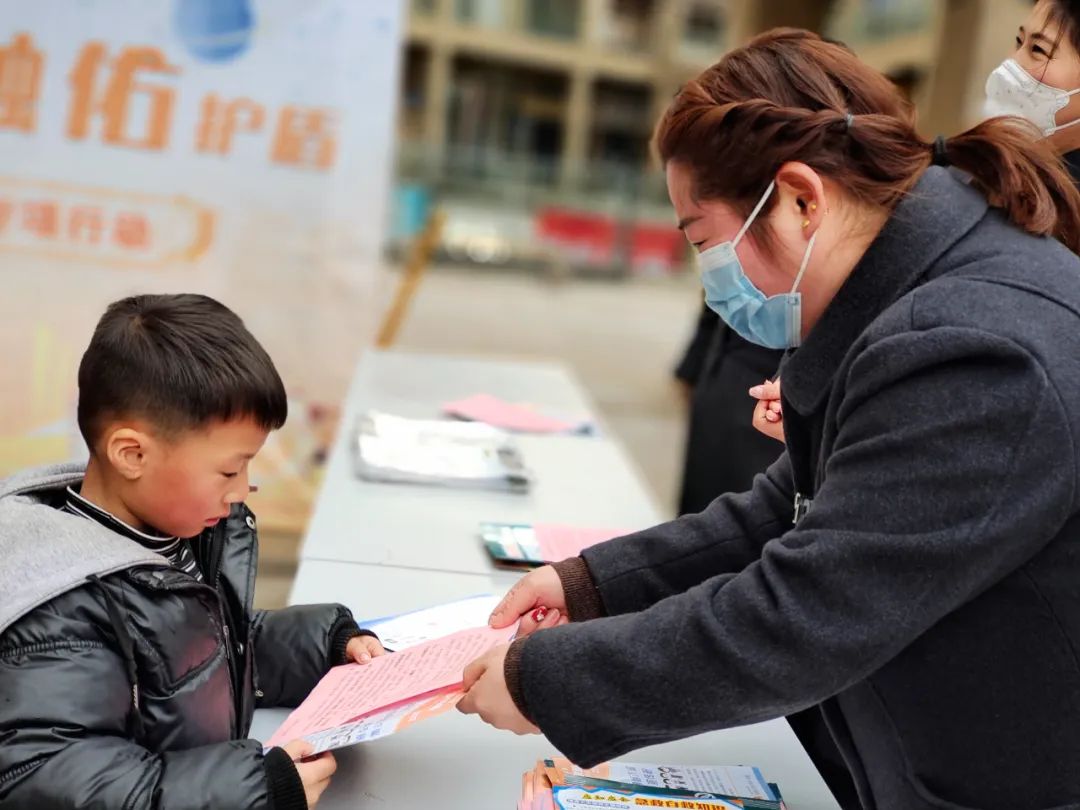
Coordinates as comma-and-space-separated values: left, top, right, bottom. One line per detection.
0, 463, 167, 636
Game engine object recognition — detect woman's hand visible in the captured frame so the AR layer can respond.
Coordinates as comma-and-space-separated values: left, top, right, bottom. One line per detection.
749, 378, 785, 443
457, 644, 540, 734
488, 566, 569, 637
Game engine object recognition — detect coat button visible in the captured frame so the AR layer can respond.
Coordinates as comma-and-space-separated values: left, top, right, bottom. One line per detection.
245, 515, 256, 530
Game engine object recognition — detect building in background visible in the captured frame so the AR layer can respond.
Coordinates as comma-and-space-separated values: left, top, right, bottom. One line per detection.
392, 0, 1025, 276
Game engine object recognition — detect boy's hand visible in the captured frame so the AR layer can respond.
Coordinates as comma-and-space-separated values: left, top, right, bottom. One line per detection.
281, 740, 337, 808
346, 634, 386, 664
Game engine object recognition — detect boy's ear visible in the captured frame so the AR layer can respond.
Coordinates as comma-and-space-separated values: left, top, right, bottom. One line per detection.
102, 426, 154, 481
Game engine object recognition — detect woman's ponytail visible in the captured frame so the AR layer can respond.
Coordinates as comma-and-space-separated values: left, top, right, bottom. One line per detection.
937, 117, 1080, 254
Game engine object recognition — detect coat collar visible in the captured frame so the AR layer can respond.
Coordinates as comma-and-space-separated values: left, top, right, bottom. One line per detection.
781, 167, 989, 415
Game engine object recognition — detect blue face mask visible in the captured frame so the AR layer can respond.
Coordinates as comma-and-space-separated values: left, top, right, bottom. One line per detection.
697, 180, 817, 350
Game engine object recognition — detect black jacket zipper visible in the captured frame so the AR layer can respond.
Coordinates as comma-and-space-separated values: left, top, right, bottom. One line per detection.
207, 520, 244, 735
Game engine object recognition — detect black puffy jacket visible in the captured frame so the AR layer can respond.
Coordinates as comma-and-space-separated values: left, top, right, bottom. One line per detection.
0, 465, 364, 810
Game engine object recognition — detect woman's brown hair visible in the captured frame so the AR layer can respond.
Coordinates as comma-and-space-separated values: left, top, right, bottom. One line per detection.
655, 28, 1080, 254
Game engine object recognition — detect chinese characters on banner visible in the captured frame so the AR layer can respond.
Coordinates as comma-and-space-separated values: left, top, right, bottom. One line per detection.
0, 3, 402, 529
0, 31, 340, 263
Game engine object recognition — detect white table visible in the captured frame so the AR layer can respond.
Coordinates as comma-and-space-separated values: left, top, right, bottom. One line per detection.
299, 350, 662, 573
261, 350, 840, 809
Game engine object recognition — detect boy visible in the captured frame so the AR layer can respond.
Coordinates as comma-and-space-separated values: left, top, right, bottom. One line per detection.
0, 294, 384, 810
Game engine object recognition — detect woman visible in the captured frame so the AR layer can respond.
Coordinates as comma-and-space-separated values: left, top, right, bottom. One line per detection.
987, 0, 1080, 181
458, 28, 1080, 810
748, 0, 1080, 446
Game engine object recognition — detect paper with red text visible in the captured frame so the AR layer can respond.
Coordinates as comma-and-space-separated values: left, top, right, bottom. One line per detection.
265, 624, 514, 748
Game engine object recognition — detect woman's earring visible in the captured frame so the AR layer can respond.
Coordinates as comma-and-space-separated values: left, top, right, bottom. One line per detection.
802, 219, 811, 228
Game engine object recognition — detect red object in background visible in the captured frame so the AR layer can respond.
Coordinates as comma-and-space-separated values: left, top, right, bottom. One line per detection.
536, 207, 683, 275
536, 207, 617, 265
629, 221, 684, 276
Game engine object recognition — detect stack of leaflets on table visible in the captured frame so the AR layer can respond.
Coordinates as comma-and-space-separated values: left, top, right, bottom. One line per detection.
352, 410, 532, 492
519, 757, 787, 810
481, 522, 629, 568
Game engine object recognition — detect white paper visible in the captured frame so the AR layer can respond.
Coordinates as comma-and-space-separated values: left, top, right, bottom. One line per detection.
365, 594, 503, 651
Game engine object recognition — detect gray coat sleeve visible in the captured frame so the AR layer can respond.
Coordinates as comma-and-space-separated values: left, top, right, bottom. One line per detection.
515, 327, 1074, 766
580, 452, 795, 616
0, 637, 283, 810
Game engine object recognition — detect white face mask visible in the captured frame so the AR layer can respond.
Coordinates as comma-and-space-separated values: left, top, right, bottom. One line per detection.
983, 58, 1080, 136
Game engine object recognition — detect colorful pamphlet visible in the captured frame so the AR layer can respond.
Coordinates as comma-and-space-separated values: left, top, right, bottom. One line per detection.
286, 690, 466, 754
519, 757, 786, 810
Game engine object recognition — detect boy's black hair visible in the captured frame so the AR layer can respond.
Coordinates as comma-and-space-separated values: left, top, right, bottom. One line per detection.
77, 294, 288, 449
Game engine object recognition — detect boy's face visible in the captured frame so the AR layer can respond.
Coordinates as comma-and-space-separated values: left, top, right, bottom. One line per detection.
125, 417, 270, 538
